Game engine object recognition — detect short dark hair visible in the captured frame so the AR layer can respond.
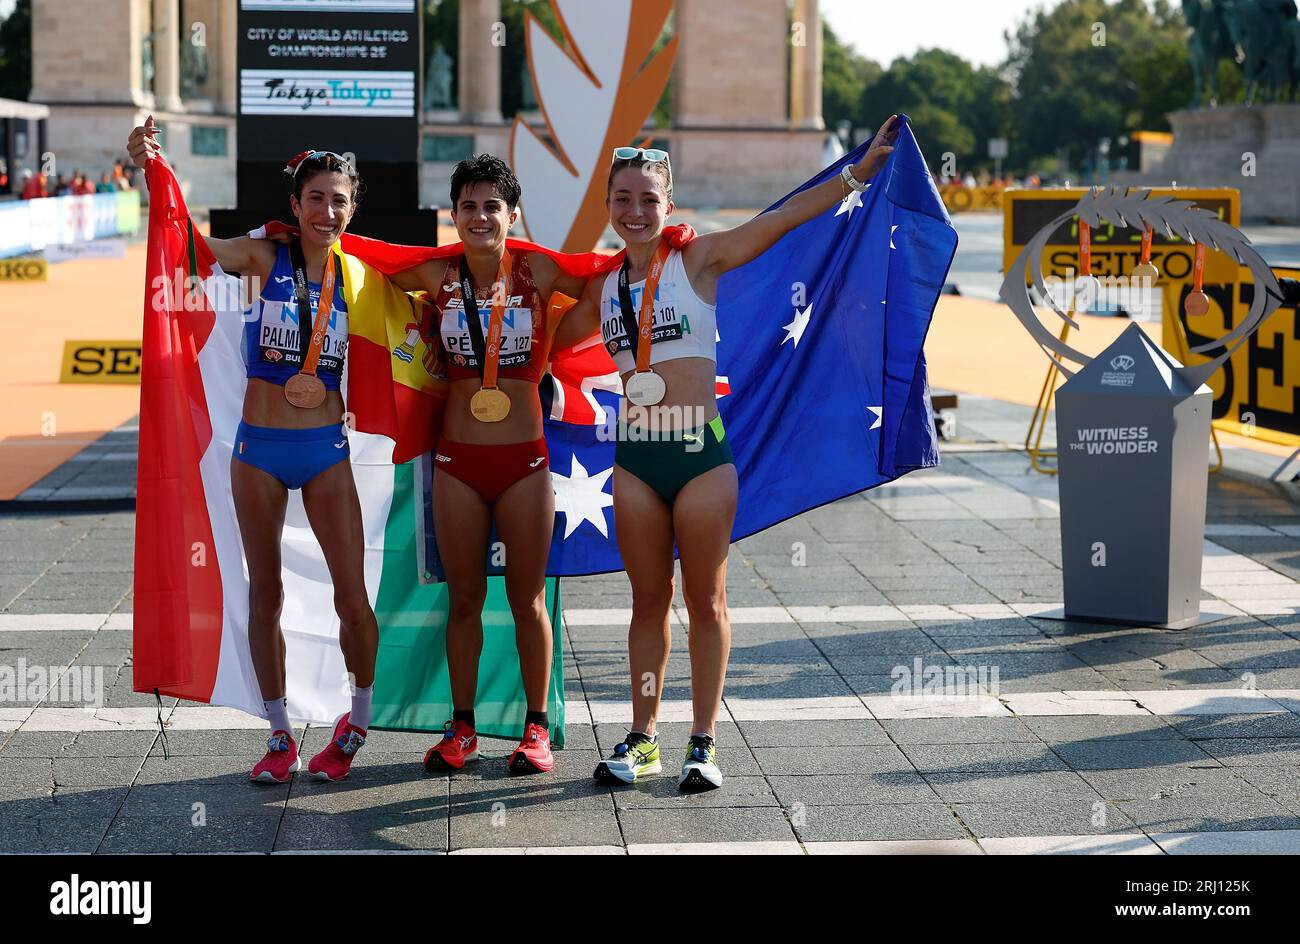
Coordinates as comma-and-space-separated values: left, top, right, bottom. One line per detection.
449, 153, 521, 210
607, 154, 673, 202
286, 151, 364, 204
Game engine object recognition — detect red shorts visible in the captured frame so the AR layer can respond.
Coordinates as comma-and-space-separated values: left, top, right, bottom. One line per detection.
434, 436, 549, 504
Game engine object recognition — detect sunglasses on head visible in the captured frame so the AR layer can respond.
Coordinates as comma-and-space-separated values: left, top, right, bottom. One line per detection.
612, 146, 671, 169
286, 150, 352, 176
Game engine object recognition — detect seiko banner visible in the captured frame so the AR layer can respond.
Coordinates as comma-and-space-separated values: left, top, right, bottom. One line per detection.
213, 0, 436, 242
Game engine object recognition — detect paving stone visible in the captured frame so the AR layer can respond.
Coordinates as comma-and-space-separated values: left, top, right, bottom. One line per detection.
449, 809, 619, 851
791, 803, 967, 842
769, 772, 939, 806
902, 742, 1065, 774
1050, 739, 1219, 771
618, 807, 795, 845
1021, 715, 1184, 743
925, 770, 1102, 803
1166, 713, 1300, 740
753, 744, 913, 776
610, 775, 778, 810
953, 797, 1139, 838
1192, 738, 1300, 767
0, 785, 126, 853
735, 718, 891, 747
101, 784, 283, 853
880, 717, 1041, 744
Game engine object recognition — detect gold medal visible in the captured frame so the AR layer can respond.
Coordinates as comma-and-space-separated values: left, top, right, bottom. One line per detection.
459, 253, 515, 423
470, 386, 511, 423
284, 372, 326, 409
1132, 223, 1159, 283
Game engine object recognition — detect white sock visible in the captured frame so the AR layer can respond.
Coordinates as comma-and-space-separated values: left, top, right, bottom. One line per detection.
264, 696, 292, 736
350, 684, 373, 731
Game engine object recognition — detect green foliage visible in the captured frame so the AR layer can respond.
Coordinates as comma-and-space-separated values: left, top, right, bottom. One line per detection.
823, 0, 1231, 176
0, 0, 32, 101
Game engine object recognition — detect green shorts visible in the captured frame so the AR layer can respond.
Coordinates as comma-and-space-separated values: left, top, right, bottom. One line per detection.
614, 415, 735, 505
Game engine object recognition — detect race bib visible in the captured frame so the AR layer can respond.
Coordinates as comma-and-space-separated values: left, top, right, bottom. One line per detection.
440, 297, 535, 370
601, 280, 685, 357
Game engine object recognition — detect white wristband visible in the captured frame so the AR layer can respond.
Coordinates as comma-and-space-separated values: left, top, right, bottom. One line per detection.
841, 165, 868, 193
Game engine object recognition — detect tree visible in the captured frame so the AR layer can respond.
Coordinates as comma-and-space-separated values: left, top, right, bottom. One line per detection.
1004, 0, 1200, 173
821, 20, 880, 135
859, 48, 1012, 171
0, 0, 32, 101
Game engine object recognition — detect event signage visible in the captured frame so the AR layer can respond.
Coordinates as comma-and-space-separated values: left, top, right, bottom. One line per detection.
212, 0, 435, 242
1000, 186, 1284, 627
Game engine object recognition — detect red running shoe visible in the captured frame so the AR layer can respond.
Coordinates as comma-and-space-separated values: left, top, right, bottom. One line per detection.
250, 730, 300, 783
307, 713, 367, 782
508, 722, 554, 775
423, 719, 479, 772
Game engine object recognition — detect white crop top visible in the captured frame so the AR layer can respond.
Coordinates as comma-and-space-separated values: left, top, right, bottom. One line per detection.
598, 248, 717, 373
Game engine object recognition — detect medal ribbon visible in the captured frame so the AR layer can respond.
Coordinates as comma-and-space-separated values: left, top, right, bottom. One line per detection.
1139, 223, 1153, 266
617, 239, 673, 373
459, 251, 514, 388
1078, 220, 1092, 277
1192, 242, 1206, 294
288, 240, 338, 378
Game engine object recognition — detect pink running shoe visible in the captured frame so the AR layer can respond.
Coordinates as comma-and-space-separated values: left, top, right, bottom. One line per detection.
307, 713, 367, 782
508, 722, 554, 775
423, 719, 479, 772
250, 730, 300, 783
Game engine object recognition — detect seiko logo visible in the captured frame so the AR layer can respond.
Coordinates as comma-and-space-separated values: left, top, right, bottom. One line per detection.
1110, 355, 1135, 371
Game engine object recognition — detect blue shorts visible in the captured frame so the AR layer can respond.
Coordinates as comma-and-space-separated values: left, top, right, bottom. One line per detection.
233, 421, 350, 490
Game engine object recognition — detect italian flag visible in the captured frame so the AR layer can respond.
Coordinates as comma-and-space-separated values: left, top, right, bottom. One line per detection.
132, 159, 574, 742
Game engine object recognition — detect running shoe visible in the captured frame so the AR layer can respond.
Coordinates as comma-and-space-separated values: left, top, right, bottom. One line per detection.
423, 719, 479, 772
678, 734, 722, 790
250, 730, 300, 783
593, 733, 661, 784
307, 712, 367, 782
507, 722, 555, 774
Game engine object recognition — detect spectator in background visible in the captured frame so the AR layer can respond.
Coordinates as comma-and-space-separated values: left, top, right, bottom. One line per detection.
112, 160, 132, 190
96, 171, 116, 193
71, 170, 95, 196
20, 169, 49, 200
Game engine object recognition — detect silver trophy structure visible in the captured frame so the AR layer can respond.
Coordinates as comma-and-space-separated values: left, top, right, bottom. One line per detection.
999, 187, 1284, 629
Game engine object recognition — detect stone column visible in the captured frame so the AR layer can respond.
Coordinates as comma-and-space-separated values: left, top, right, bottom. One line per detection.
674, 0, 786, 129
791, 0, 824, 130
219, 0, 238, 115
152, 0, 183, 112
458, 0, 503, 124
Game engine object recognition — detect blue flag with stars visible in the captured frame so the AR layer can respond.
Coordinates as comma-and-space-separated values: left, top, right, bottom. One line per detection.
424, 116, 954, 579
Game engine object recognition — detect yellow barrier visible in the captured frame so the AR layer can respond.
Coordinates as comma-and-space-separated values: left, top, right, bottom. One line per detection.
941, 184, 1004, 213
1003, 187, 1299, 450
0, 257, 48, 282
59, 341, 142, 384
1174, 265, 1300, 450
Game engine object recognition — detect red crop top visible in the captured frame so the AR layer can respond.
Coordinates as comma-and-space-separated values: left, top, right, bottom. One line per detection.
428, 252, 556, 385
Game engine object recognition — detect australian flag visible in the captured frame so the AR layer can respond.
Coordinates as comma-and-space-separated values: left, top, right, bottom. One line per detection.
531, 115, 955, 576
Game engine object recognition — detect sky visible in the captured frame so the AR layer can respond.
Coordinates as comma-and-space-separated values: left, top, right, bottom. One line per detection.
821, 0, 1052, 69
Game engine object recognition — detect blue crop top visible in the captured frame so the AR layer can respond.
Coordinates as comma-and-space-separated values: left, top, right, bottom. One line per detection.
243, 244, 349, 390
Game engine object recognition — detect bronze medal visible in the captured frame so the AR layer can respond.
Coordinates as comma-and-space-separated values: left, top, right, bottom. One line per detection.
284, 372, 326, 409
1184, 242, 1209, 317
285, 244, 338, 409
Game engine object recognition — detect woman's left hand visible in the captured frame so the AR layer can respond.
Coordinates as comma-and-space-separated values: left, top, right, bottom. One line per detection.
854, 114, 900, 181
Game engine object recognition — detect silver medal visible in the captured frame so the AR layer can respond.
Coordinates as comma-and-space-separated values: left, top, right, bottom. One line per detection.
624, 370, 666, 406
